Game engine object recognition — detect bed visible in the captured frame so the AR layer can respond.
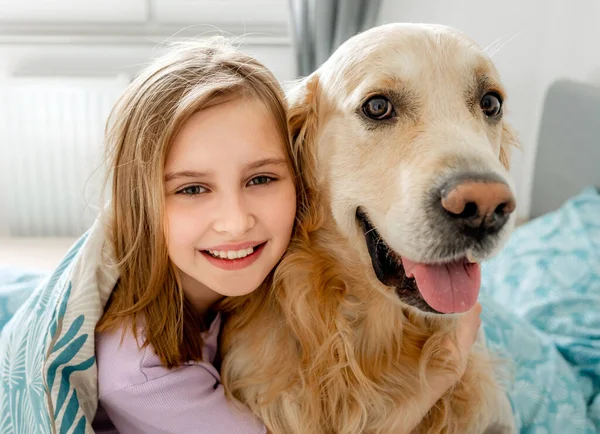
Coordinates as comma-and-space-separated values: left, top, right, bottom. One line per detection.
0, 237, 78, 271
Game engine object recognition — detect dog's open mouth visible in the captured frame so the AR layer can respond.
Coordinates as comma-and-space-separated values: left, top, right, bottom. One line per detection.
356, 208, 481, 314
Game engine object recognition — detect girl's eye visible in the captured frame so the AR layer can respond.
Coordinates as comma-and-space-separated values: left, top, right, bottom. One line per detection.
176, 185, 207, 196
247, 176, 274, 186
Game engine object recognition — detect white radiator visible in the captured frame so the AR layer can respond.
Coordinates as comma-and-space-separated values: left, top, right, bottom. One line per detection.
0, 77, 127, 237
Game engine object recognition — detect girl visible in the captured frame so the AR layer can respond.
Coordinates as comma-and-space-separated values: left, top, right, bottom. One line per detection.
92, 38, 297, 433
0, 38, 482, 434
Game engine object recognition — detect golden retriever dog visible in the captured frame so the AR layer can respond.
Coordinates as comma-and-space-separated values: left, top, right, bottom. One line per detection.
220, 23, 519, 434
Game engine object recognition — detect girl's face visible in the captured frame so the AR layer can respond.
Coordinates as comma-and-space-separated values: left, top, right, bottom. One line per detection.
164, 97, 296, 307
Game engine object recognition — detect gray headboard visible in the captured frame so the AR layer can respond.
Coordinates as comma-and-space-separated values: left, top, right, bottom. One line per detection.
529, 79, 600, 219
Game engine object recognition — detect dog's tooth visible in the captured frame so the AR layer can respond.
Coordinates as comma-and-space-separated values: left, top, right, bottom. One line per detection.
466, 250, 478, 264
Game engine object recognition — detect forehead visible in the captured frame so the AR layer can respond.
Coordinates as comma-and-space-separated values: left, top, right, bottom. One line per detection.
167, 97, 286, 164
321, 25, 501, 101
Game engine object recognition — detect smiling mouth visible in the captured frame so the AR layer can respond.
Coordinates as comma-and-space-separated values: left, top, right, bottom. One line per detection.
204, 243, 264, 260
200, 242, 267, 270
355, 208, 481, 314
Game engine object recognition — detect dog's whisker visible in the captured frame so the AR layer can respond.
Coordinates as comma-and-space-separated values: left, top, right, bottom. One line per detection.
485, 32, 521, 57
484, 35, 508, 54
364, 227, 379, 237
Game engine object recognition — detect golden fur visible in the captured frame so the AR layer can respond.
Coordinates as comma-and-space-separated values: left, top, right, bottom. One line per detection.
220, 24, 519, 433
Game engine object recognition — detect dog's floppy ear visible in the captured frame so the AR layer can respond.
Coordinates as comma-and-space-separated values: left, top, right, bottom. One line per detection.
499, 121, 520, 170
286, 73, 321, 220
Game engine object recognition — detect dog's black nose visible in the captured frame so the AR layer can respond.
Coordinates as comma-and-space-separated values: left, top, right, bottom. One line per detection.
439, 175, 516, 236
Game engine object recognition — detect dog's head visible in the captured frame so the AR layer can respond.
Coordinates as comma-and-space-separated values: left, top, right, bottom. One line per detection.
289, 23, 520, 315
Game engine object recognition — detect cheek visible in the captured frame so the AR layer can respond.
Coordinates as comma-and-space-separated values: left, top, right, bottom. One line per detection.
261, 182, 297, 238
328, 133, 406, 204
164, 200, 207, 250
483, 124, 503, 154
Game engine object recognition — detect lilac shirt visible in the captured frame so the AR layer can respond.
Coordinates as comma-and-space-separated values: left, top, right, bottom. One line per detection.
93, 314, 266, 434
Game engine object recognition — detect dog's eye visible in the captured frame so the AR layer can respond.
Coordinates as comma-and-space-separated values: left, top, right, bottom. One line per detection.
362, 96, 395, 120
480, 93, 502, 117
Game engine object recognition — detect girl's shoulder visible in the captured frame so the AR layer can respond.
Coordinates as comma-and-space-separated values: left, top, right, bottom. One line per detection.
94, 313, 266, 433
95, 313, 222, 398
95, 320, 152, 398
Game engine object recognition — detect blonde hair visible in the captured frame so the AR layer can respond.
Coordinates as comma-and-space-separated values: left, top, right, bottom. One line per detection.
97, 38, 307, 368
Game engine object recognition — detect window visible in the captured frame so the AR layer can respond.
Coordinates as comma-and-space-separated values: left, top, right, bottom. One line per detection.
151, 0, 289, 25
0, 0, 147, 23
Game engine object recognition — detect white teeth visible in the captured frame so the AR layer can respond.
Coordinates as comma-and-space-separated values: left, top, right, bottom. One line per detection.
207, 246, 255, 260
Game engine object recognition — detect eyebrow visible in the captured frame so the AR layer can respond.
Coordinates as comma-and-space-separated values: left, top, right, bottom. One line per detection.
474, 71, 505, 99
164, 157, 288, 182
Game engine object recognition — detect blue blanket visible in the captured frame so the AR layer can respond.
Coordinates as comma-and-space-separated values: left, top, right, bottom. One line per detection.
480, 186, 600, 433
0, 267, 47, 330
1, 188, 600, 433
0, 217, 119, 434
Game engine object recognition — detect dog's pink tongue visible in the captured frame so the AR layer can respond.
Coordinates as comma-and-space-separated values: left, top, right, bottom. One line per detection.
401, 258, 481, 313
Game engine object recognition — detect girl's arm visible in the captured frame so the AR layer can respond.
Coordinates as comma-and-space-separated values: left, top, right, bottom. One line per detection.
97, 303, 480, 434
98, 364, 266, 434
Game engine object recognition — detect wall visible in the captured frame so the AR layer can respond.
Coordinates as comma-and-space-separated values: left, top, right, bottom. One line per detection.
0, 3, 295, 236
378, 0, 600, 219
2, 1, 599, 235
